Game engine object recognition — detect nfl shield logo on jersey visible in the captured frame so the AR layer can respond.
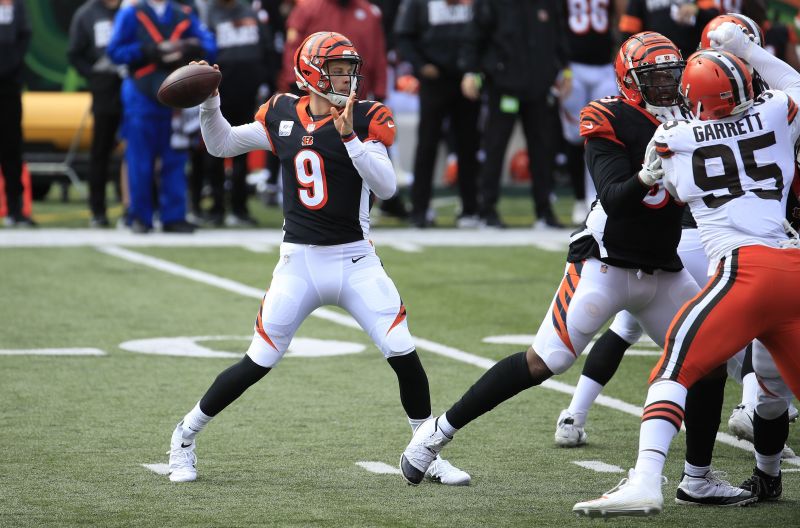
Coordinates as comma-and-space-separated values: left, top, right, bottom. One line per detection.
302, 136, 314, 146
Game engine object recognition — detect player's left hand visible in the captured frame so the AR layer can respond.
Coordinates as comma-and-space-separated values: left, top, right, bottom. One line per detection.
708, 21, 756, 61
331, 90, 356, 137
638, 137, 664, 187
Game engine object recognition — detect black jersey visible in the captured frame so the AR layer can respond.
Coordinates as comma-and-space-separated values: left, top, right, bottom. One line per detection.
568, 96, 685, 271
255, 93, 395, 245
565, 0, 615, 65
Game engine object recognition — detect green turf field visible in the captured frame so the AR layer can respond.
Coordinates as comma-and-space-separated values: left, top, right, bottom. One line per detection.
1, 228, 798, 527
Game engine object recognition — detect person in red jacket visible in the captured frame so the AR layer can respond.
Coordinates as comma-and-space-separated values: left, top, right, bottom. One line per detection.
280, 0, 387, 101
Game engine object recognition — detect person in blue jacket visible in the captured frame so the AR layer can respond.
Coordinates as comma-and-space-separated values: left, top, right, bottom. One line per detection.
107, 0, 216, 233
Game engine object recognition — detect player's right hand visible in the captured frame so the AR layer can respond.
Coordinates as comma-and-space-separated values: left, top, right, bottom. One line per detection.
190, 60, 221, 97
638, 137, 664, 187
707, 21, 755, 61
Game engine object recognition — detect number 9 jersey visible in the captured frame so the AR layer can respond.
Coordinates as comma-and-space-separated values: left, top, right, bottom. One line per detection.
255, 93, 396, 246
656, 90, 800, 265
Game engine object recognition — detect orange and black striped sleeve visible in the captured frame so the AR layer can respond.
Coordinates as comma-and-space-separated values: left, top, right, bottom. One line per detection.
579, 101, 622, 145
255, 94, 283, 154
364, 102, 396, 146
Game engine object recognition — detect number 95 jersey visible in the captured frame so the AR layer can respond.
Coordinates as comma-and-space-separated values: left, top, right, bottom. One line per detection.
657, 90, 800, 264
255, 93, 396, 246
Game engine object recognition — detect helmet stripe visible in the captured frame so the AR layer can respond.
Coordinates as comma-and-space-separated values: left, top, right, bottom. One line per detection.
703, 52, 747, 107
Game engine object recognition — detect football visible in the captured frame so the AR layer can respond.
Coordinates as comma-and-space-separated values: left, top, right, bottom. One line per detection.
157, 63, 221, 108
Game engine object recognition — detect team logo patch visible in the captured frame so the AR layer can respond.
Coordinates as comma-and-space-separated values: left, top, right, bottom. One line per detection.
302, 135, 314, 145
279, 120, 294, 136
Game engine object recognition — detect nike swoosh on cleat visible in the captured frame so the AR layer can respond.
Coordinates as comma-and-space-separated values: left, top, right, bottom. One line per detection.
352, 255, 367, 263
181, 443, 192, 448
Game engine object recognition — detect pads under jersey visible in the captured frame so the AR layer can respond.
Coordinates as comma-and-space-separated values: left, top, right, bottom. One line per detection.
565, 0, 614, 65
568, 96, 685, 271
657, 90, 800, 264
255, 94, 395, 245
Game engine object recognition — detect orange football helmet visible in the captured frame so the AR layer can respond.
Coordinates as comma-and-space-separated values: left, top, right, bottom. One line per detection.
294, 31, 362, 107
700, 13, 764, 49
615, 32, 685, 107
680, 49, 754, 120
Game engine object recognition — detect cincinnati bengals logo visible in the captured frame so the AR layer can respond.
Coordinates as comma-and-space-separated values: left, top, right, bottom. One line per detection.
302, 136, 314, 146
642, 181, 670, 209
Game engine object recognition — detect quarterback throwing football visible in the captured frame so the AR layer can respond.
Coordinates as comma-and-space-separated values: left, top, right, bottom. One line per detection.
166, 31, 469, 486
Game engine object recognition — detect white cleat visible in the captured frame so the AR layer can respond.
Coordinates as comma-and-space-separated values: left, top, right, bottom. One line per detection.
729, 404, 796, 459
554, 409, 587, 447
425, 456, 471, 486
675, 469, 757, 507
400, 417, 452, 485
573, 469, 666, 518
168, 423, 197, 483
728, 404, 754, 442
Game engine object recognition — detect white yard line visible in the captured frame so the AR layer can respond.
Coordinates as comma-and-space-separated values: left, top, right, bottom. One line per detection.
0, 348, 106, 356
99, 246, 798, 467
0, 227, 571, 251
572, 461, 625, 473
356, 461, 402, 475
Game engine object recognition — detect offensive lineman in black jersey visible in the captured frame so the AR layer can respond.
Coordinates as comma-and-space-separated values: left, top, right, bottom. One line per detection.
166, 31, 470, 486
400, 33, 750, 508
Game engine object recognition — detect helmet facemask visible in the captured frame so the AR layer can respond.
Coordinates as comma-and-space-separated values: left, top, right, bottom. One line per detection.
298, 54, 363, 107
631, 63, 684, 107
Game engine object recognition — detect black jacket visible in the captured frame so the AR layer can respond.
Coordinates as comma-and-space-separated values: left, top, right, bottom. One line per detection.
394, 0, 474, 79
459, 0, 568, 100
0, 0, 31, 89
67, 0, 122, 114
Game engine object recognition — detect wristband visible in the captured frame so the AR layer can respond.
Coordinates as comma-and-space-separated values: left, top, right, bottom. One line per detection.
341, 131, 357, 142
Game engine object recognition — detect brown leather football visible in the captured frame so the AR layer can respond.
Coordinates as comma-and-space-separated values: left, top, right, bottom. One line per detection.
157, 63, 221, 108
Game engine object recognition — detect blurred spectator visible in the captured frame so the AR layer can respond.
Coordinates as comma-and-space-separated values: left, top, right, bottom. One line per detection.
192, 0, 273, 226
395, 0, 480, 228
559, 0, 623, 225
280, 0, 387, 100
619, 0, 719, 60
460, 0, 570, 229
107, 0, 216, 233
742, 0, 800, 70
68, 0, 124, 228
0, 0, 33, 227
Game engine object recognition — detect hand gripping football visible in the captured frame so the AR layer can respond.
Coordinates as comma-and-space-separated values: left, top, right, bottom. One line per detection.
157, 63, 221, 108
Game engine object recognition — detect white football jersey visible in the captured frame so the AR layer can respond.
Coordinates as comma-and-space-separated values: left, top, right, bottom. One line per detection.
657, 90, 800, 266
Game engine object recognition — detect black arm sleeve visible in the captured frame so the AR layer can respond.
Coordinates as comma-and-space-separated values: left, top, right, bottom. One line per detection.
394, 0, 426, 75
458, 0, 491, 73
585, 137, 651, 214
68, 13, 95, 78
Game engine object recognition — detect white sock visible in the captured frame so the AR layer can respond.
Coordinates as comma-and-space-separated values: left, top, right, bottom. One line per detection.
634, 381, 687, 476
438, 413, 458, 438
684, 462, 710, 478
408, 416, 431, 435
755, 451, 782, 477
567, 375, 604, 426
741, 373, 759, 407
181, 402, 212, 441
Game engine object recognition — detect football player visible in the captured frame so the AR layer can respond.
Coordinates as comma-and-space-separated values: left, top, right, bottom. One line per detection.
556, 13, 797, 465
573, 23, 800, 517
166, 31, 470, 486
399, 32, 752, 506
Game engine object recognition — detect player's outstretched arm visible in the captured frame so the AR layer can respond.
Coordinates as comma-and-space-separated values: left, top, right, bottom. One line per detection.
709, 22, 800, 101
